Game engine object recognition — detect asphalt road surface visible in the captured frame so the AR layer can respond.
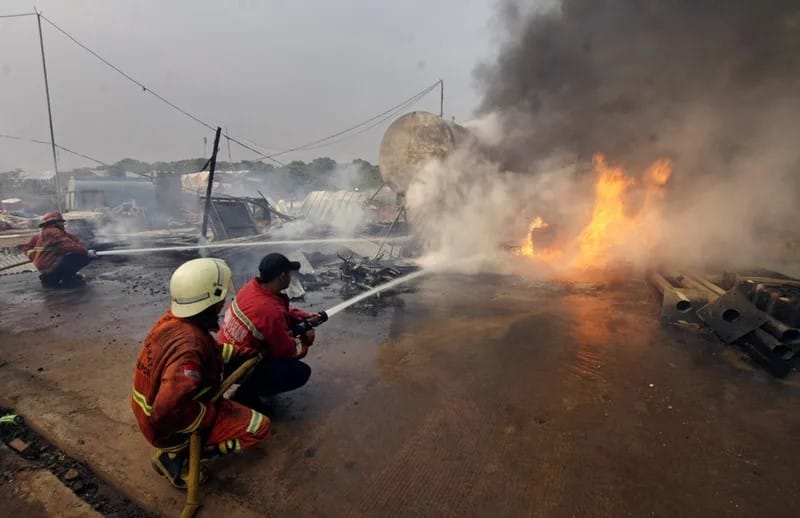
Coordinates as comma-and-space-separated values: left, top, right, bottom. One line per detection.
2, 258, 800, 517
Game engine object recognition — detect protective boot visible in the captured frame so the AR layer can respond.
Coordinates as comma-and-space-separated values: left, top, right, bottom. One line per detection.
39, 274, 60, 288
151, 448, 208, 489
60, 273, 86, 288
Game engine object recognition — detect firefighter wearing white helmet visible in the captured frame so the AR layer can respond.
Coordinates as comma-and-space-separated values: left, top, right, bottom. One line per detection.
131, 258, 269, 489
170, 257, 231, 318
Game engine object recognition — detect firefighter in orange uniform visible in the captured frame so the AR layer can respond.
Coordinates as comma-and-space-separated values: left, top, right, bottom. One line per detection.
22, 211, 91, 287
131, 258, 269, 489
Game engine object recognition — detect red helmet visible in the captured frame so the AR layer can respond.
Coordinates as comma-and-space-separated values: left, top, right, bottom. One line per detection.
39, 211, 65, 227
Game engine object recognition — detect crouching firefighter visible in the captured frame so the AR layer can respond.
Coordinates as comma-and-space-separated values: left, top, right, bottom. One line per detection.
131, 258, 269, 489
219, 253, 326, 413
22, 211, 93, 288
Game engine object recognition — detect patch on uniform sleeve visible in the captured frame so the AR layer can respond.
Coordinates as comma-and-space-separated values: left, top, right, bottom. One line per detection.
182, 362, 202, 379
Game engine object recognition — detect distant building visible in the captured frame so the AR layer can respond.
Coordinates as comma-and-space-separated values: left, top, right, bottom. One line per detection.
66, 177, 157, 212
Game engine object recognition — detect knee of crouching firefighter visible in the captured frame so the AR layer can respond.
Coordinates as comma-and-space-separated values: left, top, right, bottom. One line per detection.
242, 410, 271, 448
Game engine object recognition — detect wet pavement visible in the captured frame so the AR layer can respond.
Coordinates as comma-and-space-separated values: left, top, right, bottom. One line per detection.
2, 257, 800, 517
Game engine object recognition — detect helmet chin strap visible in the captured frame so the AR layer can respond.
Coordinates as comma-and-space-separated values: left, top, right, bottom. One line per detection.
186, 301, 224, 331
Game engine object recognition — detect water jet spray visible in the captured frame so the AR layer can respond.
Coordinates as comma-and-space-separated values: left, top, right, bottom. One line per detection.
94, 237, 408, 256
290, 268, 429, 334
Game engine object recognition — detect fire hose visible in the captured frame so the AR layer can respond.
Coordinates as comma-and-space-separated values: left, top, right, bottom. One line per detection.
181, 354, 261, 518
180, 314, 330, 517
179, 273, 428, 516
0, 259, 33, 273
0, 250, 101, 273
9, 254, 420, 516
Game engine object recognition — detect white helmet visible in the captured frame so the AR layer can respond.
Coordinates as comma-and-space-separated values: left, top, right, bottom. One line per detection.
170, 258, 232, 318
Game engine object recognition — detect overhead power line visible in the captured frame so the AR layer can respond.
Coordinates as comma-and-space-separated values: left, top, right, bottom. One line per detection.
38, 14, 285, 165
0, 133, 108, 166
0, 134, 211, 193
40, 14, 212, 132
0, 12, 36, 19
254, 80, 441, 161
300, 85, 438, 154
32, 14, 442, 168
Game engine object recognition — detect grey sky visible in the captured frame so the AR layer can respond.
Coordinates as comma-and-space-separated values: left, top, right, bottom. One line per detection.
0, 0, 495, 173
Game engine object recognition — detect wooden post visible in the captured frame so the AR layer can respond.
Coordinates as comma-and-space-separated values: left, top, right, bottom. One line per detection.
439, 79, 444, 117
200, 127, 222, 241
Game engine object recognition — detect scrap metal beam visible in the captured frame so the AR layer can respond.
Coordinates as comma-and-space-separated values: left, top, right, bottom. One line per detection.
678, 272, 800, 349
690, 273, 800, 343
647, 271, 707, 324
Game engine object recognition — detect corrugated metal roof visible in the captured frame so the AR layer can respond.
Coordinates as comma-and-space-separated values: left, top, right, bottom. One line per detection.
299, 190, 368, 225
0, 252, 35, 276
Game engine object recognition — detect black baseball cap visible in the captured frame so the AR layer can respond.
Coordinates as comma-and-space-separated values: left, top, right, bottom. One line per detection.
258, 253, 301, 282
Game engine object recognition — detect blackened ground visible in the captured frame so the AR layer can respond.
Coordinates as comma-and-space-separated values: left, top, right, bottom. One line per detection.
0, 406, 150, 517
2, 257, 800, 517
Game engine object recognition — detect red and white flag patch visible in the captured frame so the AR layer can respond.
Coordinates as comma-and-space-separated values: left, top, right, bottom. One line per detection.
182, 362, 202, 379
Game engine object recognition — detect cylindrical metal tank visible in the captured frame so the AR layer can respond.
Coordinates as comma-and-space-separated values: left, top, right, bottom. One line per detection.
378, 111, 471, 193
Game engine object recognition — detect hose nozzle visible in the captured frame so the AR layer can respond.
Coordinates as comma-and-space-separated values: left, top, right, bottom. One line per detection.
292, 310, 329, 337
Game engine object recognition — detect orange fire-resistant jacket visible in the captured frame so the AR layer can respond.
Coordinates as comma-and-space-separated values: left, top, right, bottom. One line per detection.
22, 226, 88, 274
132, 311, 223, 450
218, 277, 314, 362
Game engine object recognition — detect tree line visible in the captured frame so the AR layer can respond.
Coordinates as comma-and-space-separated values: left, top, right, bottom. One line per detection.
104, 156, 383, 191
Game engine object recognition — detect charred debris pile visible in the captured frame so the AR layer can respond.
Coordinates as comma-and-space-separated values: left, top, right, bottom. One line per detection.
0, 155, 402, 264
218, 247, 419, 316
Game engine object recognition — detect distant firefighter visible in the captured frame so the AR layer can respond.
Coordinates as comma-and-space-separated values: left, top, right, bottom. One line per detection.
22, 211, 91, 288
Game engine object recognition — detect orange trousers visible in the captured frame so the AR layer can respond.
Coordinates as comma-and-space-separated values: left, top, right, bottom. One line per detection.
206, 399, 270, 454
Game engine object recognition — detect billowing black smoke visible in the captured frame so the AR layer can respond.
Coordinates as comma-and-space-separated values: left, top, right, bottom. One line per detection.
476, 0, 800, 174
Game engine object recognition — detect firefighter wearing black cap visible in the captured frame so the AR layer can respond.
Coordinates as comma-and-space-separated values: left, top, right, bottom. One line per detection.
218, 253, 323, 412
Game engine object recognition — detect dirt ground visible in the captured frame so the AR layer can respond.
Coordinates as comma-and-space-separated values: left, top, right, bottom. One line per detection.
2, 256, 800, 517
0, 404, 147, 517
0, 442, 108, 518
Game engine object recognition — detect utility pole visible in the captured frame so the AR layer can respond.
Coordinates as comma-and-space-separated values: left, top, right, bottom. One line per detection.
35, 8, 63, 212
439, 79, 444, 118
200, 127, 222, 241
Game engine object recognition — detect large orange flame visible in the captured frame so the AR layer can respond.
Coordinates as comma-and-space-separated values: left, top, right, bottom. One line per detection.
571, 155, 637, 269
518, 154, 672, 271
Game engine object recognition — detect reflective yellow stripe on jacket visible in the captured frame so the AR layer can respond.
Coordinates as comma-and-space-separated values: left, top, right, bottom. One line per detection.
231, 299, 264, 340
131, 387, 153, 416
25, 246, 45, 259
221, 343, 235, 364
133, 386, 209, 433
